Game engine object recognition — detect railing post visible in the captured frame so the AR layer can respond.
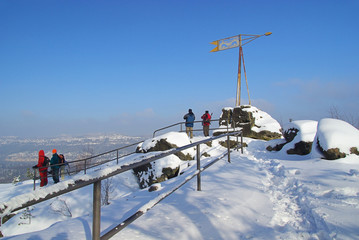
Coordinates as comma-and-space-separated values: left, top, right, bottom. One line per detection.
241, 131, 244, 154
33, 168, 37, 190
196, 144, 201, 191
84, 159, 87, 174
93, 180, 101, 240
117, 150, 119, 165
227, 134, 231, 163
236, 134, 239, 151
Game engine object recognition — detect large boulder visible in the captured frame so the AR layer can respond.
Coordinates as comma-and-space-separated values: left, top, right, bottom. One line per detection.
313, 118, 359, 160
134, 132, 195, 188
215, 105, 282, 140
266, 120, 317, 155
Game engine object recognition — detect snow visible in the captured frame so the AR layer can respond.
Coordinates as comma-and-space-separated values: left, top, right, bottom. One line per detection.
1, 127, 359, 239
270, 120, 318, 155
240, 106, 282, 134
316, 118, 359, 153
282, 120, 318, 143
138, 132, 194, 157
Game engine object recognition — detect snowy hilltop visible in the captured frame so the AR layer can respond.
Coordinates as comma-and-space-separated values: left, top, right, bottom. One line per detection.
0, 111, 359, 239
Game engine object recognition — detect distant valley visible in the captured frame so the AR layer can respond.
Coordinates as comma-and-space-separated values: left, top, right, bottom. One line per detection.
0, 134, 144, 183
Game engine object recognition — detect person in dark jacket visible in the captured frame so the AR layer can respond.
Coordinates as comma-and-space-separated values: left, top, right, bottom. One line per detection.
201, 110, 212, 137
183, 109, 195, 139
50, 149, 61, 183
32, 150, 49, 187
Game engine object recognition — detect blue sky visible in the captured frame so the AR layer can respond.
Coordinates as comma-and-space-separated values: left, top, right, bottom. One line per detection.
1, 0, 358, 138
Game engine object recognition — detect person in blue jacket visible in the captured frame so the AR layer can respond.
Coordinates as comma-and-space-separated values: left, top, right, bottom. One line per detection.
50, 149, 61, 183
183, 109, 195, 138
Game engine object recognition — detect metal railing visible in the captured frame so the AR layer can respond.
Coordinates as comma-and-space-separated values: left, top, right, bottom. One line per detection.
32, 119, 241, 189
153, 119, 231, 137
2, 130, 243, 240
33, 141, 144, 190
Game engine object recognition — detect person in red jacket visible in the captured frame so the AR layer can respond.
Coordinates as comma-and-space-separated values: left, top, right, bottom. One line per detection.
32, 150, 49, 187
201, 110, 212, 137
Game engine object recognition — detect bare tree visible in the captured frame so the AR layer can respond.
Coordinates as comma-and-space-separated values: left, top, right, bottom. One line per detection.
50, 198, 72, 217
101, 177, 115, 206
18, 207, 33, 225
328, 105, 341, 119
328, 105, 359, 129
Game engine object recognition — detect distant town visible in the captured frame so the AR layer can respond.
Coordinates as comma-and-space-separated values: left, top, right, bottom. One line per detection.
0, 134, 143, 183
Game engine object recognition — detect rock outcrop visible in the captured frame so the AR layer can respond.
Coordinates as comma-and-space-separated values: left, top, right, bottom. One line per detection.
314, 118, 359, 160
266, 118, 359, 160
133, 132, 195, 188
266, 120, 317, 155
215, 105, 282, 141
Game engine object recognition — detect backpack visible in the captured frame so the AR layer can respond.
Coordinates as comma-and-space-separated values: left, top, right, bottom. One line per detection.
59, 154, 65, 165
42, 156, 50, 167
202, 113, 211, 125
204, 114, 210, 123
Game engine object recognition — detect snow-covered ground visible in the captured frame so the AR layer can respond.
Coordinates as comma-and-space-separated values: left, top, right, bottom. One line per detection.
1, 132, 359, 239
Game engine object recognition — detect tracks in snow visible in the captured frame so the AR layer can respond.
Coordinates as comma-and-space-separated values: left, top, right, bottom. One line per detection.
245, 149, 332, 239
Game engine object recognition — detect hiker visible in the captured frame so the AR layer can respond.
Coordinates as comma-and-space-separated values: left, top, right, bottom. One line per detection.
183, 109, 195, 139
58, 154, 68, 180
50, 149, 61, 183
32, 150, 49, 187
201, 110, 212, 137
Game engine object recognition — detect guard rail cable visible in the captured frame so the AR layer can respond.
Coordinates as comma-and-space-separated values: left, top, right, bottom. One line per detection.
1, 130, 243, 240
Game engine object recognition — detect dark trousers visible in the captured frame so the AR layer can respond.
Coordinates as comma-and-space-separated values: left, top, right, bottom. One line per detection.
52, 168, 60, 183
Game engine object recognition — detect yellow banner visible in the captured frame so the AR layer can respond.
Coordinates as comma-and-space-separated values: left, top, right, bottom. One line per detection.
210, 35, 240, 52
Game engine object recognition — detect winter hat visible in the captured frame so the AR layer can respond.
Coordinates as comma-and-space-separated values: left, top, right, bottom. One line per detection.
52, 149, 57, 154
189, 109, 192, 113
39, 150, 45, 157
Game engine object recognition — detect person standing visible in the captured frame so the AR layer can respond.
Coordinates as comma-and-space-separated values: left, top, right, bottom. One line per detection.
50, 149, 61, 183
201, 110, 212, 137
183, 109, 195, 139
32, 150, 49, 187
58, 154, 67, 180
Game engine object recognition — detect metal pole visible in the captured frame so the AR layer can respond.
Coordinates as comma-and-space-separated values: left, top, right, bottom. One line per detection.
241, 131, 244, 154
84, 159, 87, 175
236, 134, 239, 151
196, 144, 201, 191
93, 180, 101, 240
241, 47, 251, 105
227, 135, 231, 163
116, 150, 119, 165
33, 168, 37, 190
236, 36, 242, 106
227, 112, 229, 133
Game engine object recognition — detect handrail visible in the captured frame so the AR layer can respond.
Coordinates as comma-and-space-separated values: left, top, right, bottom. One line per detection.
153, 119, 221, 137
2, 130, 243, 240
70, 141, 144, 164
33, 119, 233, 189
33, 140, 144, 190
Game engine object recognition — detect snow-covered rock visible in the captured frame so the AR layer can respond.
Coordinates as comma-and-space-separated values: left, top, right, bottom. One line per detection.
267, 120, 317, 155
134, 132, 195, 188
216, 105, 282, 140
314, 118, 359, 160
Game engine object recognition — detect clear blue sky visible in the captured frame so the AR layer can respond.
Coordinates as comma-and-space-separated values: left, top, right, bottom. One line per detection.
1, 0, 358, 138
